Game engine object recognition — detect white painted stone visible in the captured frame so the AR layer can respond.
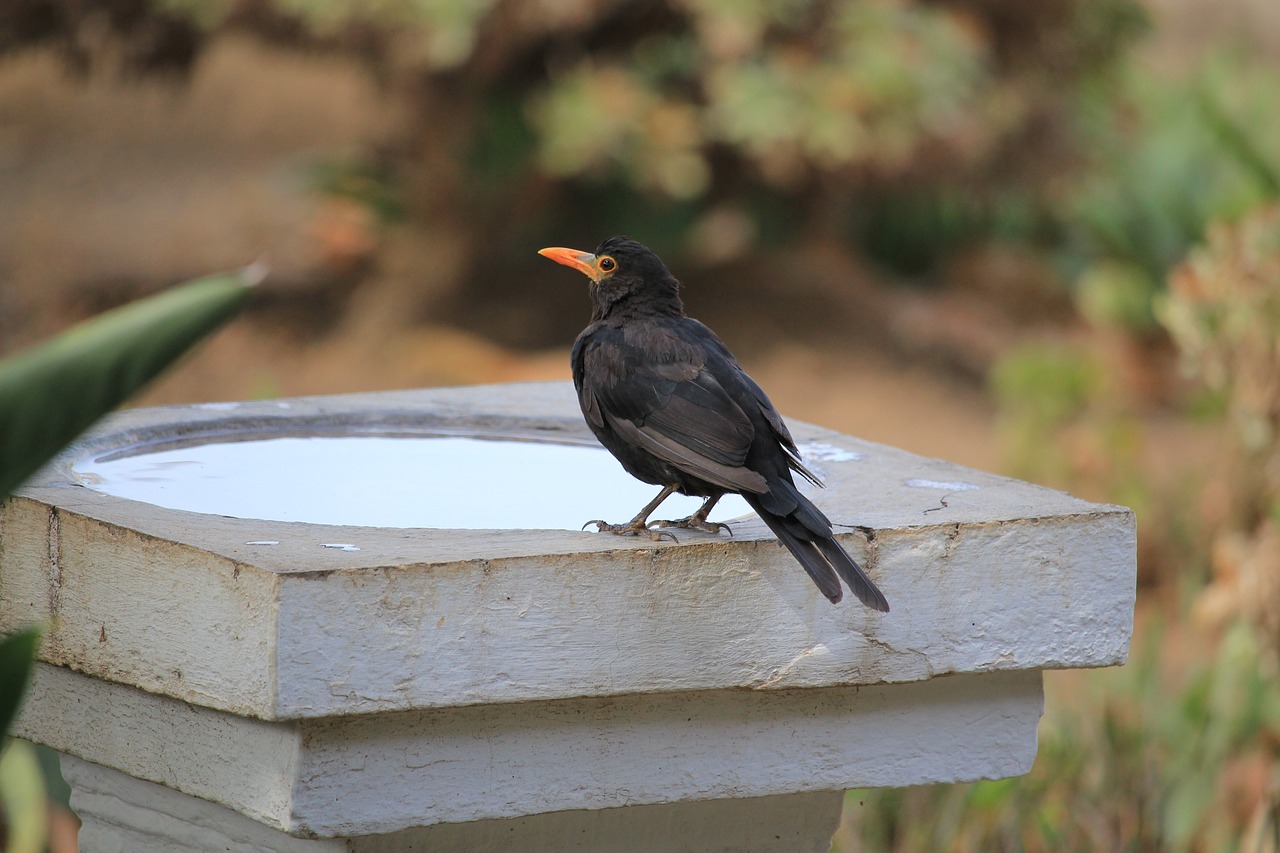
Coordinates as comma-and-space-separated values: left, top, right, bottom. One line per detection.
18, 663, 1041, 836
0, 383, 1137, 845
19, 663, 298, 830
348, 790, 845, 853
3, 383, 1136, 721
62, 752, 346, 853
62, 751, 843, 853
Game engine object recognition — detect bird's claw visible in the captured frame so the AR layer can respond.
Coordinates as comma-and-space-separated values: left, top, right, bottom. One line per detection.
583, 519, 677, 542
648, 518, 732, 536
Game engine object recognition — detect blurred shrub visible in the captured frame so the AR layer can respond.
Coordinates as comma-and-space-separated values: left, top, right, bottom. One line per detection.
1063, 51, 1280, 336
308, 159, 404, 226
530, 0, 988, 195
1160, 204, 1280, 654
1162, 205, 1280, 463
0, 0, 1148, 274
988, 342, 1141, 494
838, 619, 1280, 852
531, 62, 711, 199
1075, 260, 1161, 336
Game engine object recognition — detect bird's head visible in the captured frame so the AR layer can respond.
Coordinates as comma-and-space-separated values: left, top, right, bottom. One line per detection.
539, 237, 683, 319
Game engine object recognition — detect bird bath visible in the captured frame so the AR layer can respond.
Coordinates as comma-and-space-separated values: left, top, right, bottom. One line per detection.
4, 382, 1137, 853
74, 434, 753, 531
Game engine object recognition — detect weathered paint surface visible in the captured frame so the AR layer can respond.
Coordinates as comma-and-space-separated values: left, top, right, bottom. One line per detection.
3, 383, 1136, 721
61, 753, 344, 853
20, 663, 1039, 837
61, 751, 843, 853
287, 669, 1042, 835
1, 383, 1136, 843
20, 664, 298, 829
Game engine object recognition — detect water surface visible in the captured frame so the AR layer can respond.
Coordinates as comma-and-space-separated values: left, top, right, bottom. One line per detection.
75, 436, 753, 530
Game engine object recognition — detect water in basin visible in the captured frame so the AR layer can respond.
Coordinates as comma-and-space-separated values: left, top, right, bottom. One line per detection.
74, 436, 753, 530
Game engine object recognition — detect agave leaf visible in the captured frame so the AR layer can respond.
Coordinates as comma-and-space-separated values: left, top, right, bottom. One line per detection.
0, 270, 254, 498
0, 628, 41, 740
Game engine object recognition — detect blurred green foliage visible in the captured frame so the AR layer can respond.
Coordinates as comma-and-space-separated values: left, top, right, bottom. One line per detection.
988, 341, 1144, 496
991, 344, 1104, 436
308, 159, 405, 224
1062, 50, 1280, 332
839, 620, 1280, 852
0, 630, 41, 743
21, 0, 1139, 274
530, 0, 988, 197
0, 740, 48, 853
0, 630, 47, 853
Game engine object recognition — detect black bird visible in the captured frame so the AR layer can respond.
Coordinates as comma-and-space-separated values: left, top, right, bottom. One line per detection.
539, 237, 890, 612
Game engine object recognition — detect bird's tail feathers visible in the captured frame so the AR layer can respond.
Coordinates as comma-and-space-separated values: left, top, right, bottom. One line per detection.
746, 494, 842, 603
812, 535, 890, 613
746, 487, 891, 612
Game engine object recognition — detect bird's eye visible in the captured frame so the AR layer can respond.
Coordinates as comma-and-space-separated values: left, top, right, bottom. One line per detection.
598, 256, 617, 272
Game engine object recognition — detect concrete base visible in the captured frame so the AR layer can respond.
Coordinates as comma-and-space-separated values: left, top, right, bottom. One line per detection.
63, 752, 843, 853
21, 664, 1043, 837
64, 753, 341, 853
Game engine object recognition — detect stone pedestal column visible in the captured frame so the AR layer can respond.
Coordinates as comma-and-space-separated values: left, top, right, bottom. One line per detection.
3, 383, 1136, 852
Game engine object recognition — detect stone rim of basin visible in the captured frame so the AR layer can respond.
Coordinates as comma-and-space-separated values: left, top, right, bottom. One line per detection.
4, 383, 1135, 723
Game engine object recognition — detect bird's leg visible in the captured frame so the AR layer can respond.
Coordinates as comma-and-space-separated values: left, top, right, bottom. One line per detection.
584, 485, 679, 542
648, 494, 731, 536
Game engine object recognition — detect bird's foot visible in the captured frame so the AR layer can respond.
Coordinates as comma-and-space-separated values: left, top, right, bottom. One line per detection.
648, 517, 732, 536
583, 519, 677, 542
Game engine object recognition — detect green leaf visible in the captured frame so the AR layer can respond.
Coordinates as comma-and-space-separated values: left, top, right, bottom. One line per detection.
0, 270, 254, 498
33, 743, 70, 808
0, 740, 48, 853
1163, 771, 1213, 845
0, 627, 41, 740
1196, 83, 1280, 198
967, 777, 1017, 810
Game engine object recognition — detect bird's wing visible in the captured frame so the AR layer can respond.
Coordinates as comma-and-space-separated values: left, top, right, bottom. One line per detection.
680, 319, 822, 487
580, 329, 768, 494
604, 411, 767, 493
740, 370, 823, 487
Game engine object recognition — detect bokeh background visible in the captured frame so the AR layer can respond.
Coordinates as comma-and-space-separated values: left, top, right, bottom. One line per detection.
3, 0, 1280, 848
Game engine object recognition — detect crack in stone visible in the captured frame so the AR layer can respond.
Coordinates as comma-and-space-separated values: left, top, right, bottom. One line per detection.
753, 643, 829, 689
48, 508, 62, 617
862, 636, 935, 679
942, 523, 961, 560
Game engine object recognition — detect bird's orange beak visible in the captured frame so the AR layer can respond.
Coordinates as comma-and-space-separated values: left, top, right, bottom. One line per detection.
539, 247, 601, 281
